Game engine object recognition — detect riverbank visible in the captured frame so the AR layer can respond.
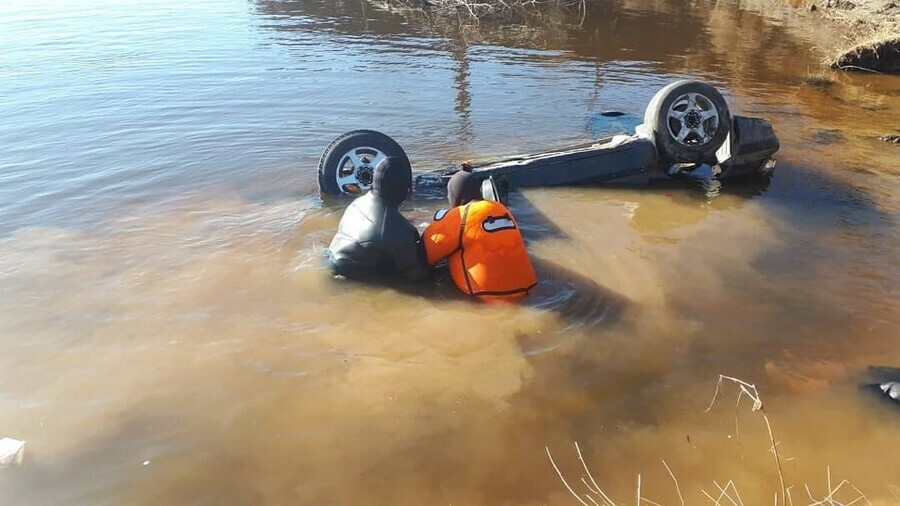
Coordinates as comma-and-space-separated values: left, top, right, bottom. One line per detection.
805, 0, 900, 72
368, 0, 899, 72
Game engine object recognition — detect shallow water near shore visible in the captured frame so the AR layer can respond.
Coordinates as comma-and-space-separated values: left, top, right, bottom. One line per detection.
1, 0, 899, 504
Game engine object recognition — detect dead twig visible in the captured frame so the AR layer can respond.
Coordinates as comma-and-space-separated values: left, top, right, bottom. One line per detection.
706, 375, 787, 506
804, 466, 870, 506
636, 474, 641, 506
662, 459, 685, 506
576, 441, 617, 506
546, 446, 591, 506
713, 480, 742, 506
548, 377, 873, 505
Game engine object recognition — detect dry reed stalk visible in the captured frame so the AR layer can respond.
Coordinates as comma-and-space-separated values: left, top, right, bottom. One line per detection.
661, 460, 685, 506
802, 466, 871, 506
547, 375, 876, 505
705, 374, 787, 506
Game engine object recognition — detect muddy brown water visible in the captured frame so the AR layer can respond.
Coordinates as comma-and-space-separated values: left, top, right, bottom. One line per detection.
1, 0, 899, 504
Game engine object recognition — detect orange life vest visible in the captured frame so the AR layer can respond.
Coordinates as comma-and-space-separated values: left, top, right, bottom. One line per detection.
423, 200, 537, 301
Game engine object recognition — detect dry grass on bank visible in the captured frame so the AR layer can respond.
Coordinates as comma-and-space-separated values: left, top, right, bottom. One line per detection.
367, 0, 900, 72
827, 32, 900, 73
368, 0, 583, 20
805, 0, 900, 72
546, 376, 875, 506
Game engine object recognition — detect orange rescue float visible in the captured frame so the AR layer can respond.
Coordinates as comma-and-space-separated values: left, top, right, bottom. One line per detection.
423, 199, 537, 302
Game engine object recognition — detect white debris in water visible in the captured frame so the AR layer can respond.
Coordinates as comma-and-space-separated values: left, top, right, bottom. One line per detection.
0, 438, 25, 467
143, 460, 150, 466
880, 381, 900, 401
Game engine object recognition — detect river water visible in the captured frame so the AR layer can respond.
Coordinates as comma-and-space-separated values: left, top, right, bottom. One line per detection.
1, 0, 898, 504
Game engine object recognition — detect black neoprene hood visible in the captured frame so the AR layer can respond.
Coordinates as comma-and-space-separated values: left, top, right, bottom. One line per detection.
372, 156, 411, 207
447, 170, 482, 207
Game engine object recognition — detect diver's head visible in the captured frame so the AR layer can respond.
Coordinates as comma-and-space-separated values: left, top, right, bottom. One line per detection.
447, 170, 482, 207
372, 156, 412, 207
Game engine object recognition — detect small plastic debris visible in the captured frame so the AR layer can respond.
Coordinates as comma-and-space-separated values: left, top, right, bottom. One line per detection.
0, 438, 26, 467
142, 460, 150, 466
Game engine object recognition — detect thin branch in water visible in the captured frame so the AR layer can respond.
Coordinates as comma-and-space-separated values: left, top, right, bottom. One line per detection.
706, 375, 786, 506
661, 459, 685, 506
835, 65, 884, 74
712, 480, 740, 506
705, 375, 726, 413
575, 441, 617, 506
734, 387, 746, 445
546, 446, 591, 506
845, 495, 865, 506
549, 379, 872, 506
731, 480, 746, 506
636, 474, 641, 506
581, 477, 600, 496
848, 484, 871, 506
804, 466, 870, 506
701, 488, 722, 505
805, 483, 816, 503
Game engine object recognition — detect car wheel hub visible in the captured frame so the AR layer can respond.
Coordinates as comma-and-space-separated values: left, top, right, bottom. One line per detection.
336, 146, 387, 194
685, 110, 702, 129
357, 166, 373, 186
666, 92, 719, 147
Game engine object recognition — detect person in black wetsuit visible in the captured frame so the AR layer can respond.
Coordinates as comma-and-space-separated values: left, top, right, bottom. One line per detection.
327, 156, 429, 283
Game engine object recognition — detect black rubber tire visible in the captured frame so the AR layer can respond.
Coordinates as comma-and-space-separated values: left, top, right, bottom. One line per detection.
317, 130, 411, 196
643, 80, 731, 164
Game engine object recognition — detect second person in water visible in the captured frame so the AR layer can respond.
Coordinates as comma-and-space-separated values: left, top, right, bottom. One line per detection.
422, 171, 537, 302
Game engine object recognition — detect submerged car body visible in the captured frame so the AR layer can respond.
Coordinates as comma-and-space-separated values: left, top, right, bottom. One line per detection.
317, 81, 780, 198
427, 115, 779, 191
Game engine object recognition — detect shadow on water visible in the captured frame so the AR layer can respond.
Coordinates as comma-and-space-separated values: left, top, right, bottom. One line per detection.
506, 191, 571, 242
326, 253, 627, 334
524, 257, 629, 333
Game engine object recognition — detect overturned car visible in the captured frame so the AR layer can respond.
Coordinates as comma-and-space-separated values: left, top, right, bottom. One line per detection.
317, 80, 780, 199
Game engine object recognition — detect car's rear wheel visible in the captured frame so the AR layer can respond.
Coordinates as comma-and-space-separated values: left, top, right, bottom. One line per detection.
643, 80, 731, 164
318, 130, 411, 196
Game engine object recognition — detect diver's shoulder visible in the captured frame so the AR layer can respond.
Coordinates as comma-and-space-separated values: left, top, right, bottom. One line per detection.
468, 199, 509, 214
